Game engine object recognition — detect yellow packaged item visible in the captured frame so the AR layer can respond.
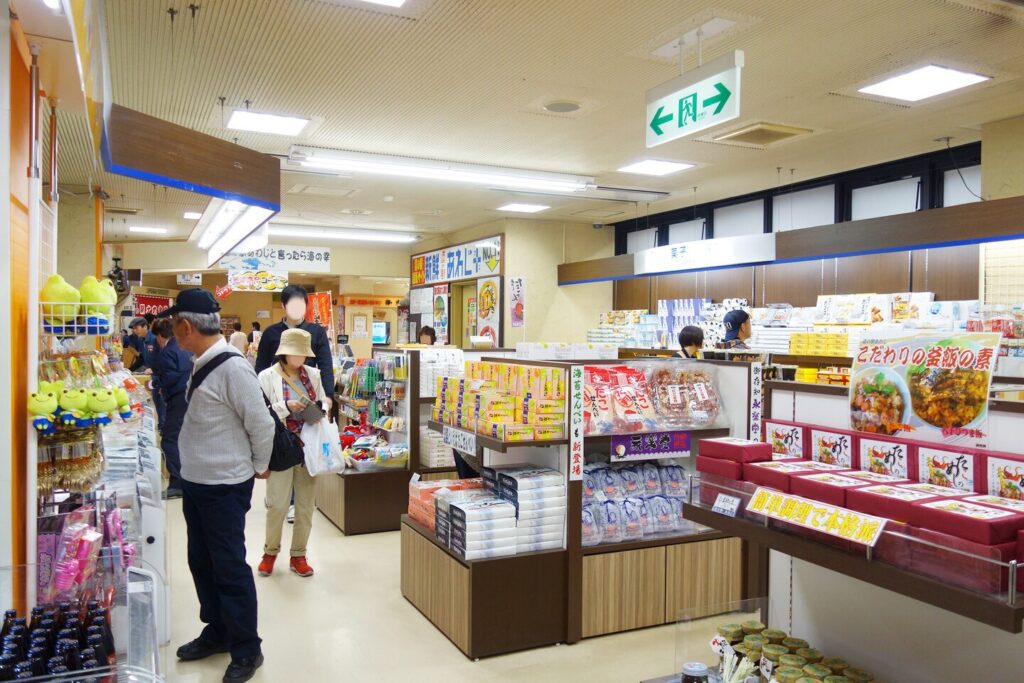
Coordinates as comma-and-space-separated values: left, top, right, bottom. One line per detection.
533, 425, 565, 440
504, 424, 535, 441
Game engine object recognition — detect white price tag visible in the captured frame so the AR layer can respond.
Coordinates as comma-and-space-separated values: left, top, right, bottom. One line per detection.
760, 655, 774, 678
695, 381, 710, 402
712, 494, 742, 517
709, 634, 727, 656
442, 425, 476, 455
667, 384, 683, 405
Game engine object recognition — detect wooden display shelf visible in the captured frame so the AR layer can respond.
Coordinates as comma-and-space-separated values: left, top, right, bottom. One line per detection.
769, 353, 853, 367
401, 516, 569, 659
417, 466, 458, 475
427, 420, 568, 452
684, 503, 1024, 633
315, 467, 410, 535
581, 529, 728, 556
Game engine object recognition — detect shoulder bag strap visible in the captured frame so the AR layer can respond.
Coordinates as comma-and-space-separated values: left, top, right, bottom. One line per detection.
186, 352, 238, 402
275, 364, 313, 402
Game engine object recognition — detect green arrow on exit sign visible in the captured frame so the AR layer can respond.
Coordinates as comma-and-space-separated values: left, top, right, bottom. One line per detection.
645, 50, 744, 147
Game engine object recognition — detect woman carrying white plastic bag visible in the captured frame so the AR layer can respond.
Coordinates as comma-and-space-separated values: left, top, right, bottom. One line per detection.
256, 328, 327, 579
300, 417, 344, 476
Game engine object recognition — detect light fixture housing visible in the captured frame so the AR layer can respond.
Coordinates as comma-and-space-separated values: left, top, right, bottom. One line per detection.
227, 110, 310, 136
617, 159, 695, 176
229, 225, 269, 255
361, 0, 406, 5
129, 226, 168, 234
190, 198, 276, 266
183, 211, 202, 220
858, 64, 989, 102
268, 223, 418, 243
290, 146, 594, 193
497, 203, 550, 213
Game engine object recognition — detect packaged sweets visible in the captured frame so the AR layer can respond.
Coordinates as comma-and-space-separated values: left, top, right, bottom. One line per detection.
780, 654, 808, 669
621, 497, 652, 538
803, 663, 831, 679
650, 365, 724, 428
842, 668, 873, 683
797, 648, 823, 664
762, 629, 787, 644
822, 657, 848, 674
583, 465, 601, 502
592, 467, 625, 500
717, 623, 744, 644
617, 465, 644, 497
660, 464, 688, 498
599, 499, 623, 544
639, 462, 663, 495
645, 495, 676, 534
741, 620, 765, 634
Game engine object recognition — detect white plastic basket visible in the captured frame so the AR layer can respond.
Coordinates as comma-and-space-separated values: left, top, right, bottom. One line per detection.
40, 302, 118, 337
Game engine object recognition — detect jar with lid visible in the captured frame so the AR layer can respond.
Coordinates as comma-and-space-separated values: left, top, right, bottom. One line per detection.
681, 661, 709, 683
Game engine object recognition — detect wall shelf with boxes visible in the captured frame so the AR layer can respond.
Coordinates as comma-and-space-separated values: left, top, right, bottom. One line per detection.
403, 356, 764, 658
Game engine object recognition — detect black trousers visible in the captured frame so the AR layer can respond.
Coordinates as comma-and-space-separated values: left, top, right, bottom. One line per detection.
453, 449, 477, 479
181, 478, 261, 660
161, 393, 187, 489
153, 386, 167, 430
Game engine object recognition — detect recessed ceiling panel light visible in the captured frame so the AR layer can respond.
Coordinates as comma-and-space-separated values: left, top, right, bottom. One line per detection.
497, 203, 550, 213
183, 211, 202, 220
543, 100, 581, 113
858, 65, 989, 102
617, 159, 695, 176
129, 226, 168, 234
268, 224, 418, 243
227, 110, 310, 136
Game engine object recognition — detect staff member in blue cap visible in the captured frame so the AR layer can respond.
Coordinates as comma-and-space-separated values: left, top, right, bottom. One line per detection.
716, 310, 752, 350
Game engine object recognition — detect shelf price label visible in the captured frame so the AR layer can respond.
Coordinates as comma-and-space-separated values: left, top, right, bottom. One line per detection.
712, 494, 741, 518
569, 365, 584, 481
442, 426, 476, 455
746, 487, 888, 547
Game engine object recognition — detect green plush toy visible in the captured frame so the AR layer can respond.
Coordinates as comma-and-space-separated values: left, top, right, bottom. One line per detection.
28, 390, 59, 435
40, 274, 81, 329
87, 388, 119, 426
79, 276, 113, 334
59, 389, 90, 428
113, 386, 133, 419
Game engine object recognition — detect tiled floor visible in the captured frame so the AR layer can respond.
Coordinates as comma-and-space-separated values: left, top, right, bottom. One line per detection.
164, 480, 682, 682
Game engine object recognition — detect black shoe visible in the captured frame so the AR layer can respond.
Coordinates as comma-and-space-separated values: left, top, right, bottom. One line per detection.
176, 637, 230, 661
162, 488, 183, 500
223, 654, 264, 683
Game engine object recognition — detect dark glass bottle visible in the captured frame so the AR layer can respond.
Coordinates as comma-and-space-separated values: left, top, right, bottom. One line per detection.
37, 618, 55, 637
26, 646, 46, 676
9, 663, 31, 679
0, 611, 16, 640
91, 612, 115, 655
55, 638, 80, 670
27, 609, 44, 633
0, 653, 16, 681
47, 656, 65, 673
86, 634, 107, 664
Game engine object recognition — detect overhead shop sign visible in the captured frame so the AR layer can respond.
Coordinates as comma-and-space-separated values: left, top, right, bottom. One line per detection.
635, 233, 775, 276
646, 50, 744, 148
411, 235, 502, 286
219, 245, 332, 273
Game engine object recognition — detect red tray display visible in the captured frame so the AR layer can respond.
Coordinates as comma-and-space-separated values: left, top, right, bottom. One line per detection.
846, 485, 947, 524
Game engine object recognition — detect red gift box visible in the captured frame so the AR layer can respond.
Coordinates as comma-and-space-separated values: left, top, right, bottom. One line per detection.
789, 472, 869, 507
981, 451, 1024, 499
908, 525, 1018, 594
846, 484, 946, 524
808, 427, 859, 469
912, 442, 984, 494
699, 437, 772, 464
763, 420, 808, 460
696, 455, 742, 481
843, 470, 912, 487
743, 459, 817, 492
909, 498, 1024, 545
857, 435, 917, 481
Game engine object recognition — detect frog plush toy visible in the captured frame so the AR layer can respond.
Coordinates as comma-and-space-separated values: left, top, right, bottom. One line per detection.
59, 389, 91, 428
28, 391, 60, 435
113, 386, 133, 420
79, 276, 114, 335
87, 388, 120, 426
40, 274, 81, 334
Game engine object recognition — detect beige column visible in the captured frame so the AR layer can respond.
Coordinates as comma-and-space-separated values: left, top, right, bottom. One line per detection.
981, 114, 1024, 200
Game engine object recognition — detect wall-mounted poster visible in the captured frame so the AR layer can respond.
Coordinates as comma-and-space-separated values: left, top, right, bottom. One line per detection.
509, 276, 525, 328
432, 284, 449, 344
477, 276, 500, 346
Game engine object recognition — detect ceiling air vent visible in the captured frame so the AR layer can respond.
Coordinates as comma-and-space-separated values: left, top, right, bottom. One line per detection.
710, 122, 814, 148
286, 183, 360, 198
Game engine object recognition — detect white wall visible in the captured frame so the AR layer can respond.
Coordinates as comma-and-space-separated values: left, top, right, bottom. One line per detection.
773, 184, 835, 231
713, 199, 764, 238
668, 218, 705, 244
850, 177, 920, 220
943, 165, 982, 207
626, 227, 658, 254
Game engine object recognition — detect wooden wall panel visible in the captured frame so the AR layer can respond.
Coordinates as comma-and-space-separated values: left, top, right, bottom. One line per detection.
582, 547, 666, 637
400, 525, 471, 653
653, 273, 699, 304
613, 277, 652, 312
835, 252, 911, 295
315, 474, 346, 532
911, 244, 981, 300
665, 538, 743, 621
760, 260, 827, 307
705, 266, 756, 303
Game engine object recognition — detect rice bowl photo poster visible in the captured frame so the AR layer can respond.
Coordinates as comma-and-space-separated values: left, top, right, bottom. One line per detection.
477, 276, 501, 346
849, 332, 999, 447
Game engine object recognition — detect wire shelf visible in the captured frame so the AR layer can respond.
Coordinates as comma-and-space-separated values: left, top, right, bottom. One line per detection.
41, 302, 118, 337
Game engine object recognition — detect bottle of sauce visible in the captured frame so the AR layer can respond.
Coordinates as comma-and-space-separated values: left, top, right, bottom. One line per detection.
681, 662, 709, 683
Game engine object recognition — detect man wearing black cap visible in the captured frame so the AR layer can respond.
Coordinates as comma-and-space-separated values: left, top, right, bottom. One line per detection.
159, 288, 274, 683
716, 309, 753, 350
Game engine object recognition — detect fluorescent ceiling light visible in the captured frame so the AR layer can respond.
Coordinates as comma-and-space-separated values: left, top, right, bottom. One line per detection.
269, 224, 418, 243
858, 65, 989, 102
227, 110, 310, 136
129, 226, 167, 234
290, 146, 594, 193
497, 203, 549, 213
183, 211, 202, 220
43, 0, 61, 8
361, 0, 406, 6
229, 225, 269, 255
617, 159, 695, 176
192, 198, 276, 266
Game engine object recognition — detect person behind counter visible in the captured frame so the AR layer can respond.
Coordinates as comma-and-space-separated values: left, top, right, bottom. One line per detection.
677, 326, 704, 359
418, 326, 437, 345
715, 310, 752, 350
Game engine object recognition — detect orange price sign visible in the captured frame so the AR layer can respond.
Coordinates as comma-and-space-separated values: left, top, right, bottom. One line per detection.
745, 487, 888, 547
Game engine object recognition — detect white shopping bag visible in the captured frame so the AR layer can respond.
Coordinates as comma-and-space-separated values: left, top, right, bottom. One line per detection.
300, 418, 345, 476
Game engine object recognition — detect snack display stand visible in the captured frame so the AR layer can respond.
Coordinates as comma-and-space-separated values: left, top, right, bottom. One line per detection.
401, 357, 764, 659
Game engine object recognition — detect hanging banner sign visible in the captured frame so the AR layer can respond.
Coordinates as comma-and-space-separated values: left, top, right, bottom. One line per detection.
220, 244, 331, 273
226, 267, 288, 292
509, 276, 525, 328
411, 234, 502, 286
850, 332, 999, 448
133, 294, 173, 317
569, 365, 584, 481
646, 50, 744, 147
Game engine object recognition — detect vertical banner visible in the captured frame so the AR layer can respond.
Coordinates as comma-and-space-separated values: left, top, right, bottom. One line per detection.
569, 365, 584, 480
432, 284, 449, 345
509, 276, 525, 328
749, 362, 763, 441
850, 332, 999, 447
477, 276, 500, 346
305, 292, 335, 352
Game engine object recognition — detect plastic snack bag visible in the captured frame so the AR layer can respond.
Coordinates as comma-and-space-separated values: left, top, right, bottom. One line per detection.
599, 499, 623, 544
646, 495, 677, 534
639, 462, 663, 496
617, 465, 644, 497
622, 497, 653, 537
592, 466, 625, 501
583, 464, 602, 503
660, 464, 688, 499
619, 498, 645, 540
582, 504, 603, 547
584, 367, 618, 434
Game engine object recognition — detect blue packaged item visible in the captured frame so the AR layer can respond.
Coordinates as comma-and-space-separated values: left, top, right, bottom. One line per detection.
599, 499, 623, 544
593, 467, 625, 501
659, 464, 688, 498
617, 465, 644, 497
622, 497, 652, 538
639, 463, 663, 496
582, 504, 603, 547
583, 464, 601, 502
646, 494, 677, 534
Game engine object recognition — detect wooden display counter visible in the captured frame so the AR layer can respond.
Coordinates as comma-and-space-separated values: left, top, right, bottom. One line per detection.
316, 469, 410, 535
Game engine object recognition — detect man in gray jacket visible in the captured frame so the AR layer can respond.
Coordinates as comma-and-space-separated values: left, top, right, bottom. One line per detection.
158, 289, 274, 683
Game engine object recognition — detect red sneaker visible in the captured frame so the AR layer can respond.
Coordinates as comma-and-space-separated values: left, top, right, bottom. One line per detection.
257, 554, 276, 577
289, 556, 314, 577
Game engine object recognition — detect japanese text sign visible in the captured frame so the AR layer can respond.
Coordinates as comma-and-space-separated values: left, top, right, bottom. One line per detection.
570, 365, 584, 480
442, 426, 477, 455
746, 487, 888, 546
411, 235, 502, 286
610, 431, 690, 462
850, 332, 999, 448
219, 244, 331, 273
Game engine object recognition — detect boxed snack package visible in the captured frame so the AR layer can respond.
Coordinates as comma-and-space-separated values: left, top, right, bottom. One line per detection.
763, 420, 808, 460
498, 468, 564, 492
915, 443, 982, 493
481, 463, 534, 492
843, 470, 912, 486
516, 540, 563, 553
699, 436, 772, 464
697, 455, 742, 481
743, 460, 818, 492
858, 436, 916, 480
409, 477, 483, 502
797, 460, 851, 472
909, 498, 1024, 545
965, 494, 1024, 515
450, 525, 516, 547
900, 482, 970, 498
846, 484, 947, 523
789, 472, 869, 507
450, 498, 516, 526
984, 452, 1024, 499
517, 506, 566, 522
808, 427, 857, 468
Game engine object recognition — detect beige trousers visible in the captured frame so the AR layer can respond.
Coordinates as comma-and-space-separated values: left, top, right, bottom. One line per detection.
264, 464, 316, 557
